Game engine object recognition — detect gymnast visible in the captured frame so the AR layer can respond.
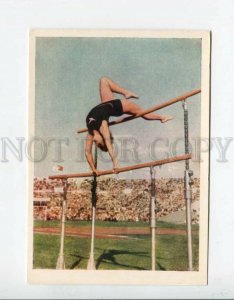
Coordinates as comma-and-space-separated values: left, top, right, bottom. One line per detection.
85, 77, 173, 176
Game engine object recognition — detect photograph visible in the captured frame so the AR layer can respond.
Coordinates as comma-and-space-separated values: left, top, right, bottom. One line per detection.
28, 29, 210, 285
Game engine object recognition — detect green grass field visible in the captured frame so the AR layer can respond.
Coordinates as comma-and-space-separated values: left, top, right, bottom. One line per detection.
33, 220, 199, 271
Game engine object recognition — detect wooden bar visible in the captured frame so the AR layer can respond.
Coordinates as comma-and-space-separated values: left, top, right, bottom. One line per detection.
77, 89, 201, 134
49, 153, 191, 180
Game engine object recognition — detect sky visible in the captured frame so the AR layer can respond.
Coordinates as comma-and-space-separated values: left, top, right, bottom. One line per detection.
34, 37, 201, 179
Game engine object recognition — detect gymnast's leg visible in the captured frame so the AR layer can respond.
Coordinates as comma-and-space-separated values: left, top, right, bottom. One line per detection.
99, 76, 138, 103
121, 99, 173, 123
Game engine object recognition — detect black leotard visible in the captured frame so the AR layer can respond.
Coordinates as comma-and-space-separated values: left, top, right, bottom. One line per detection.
86, 99, 123, 133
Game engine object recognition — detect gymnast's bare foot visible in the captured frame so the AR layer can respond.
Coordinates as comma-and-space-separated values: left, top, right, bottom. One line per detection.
124, 91, 139, 99
160, 115, 173, 123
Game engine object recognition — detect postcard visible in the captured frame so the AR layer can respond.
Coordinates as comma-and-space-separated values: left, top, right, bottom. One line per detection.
28, 29, 210, 285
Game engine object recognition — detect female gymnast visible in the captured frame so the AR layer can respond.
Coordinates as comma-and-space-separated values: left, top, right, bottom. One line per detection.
85, 77, 173, 176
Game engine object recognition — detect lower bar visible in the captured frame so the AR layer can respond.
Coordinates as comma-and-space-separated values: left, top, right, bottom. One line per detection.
49, 154, 192, 180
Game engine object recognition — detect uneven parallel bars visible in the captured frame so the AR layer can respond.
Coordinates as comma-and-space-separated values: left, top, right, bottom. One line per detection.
77, 89, 201, 134
49, 153, 191, 180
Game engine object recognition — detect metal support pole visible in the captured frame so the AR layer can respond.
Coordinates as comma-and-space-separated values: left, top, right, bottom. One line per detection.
183, 100, 194, 271
87, 146, 98, 270
150, 166, 156, 271
56, 179, 68, 270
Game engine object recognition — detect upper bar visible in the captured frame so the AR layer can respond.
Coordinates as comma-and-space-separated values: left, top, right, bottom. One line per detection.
77, 89, 201, 134
49, 153, 191, 180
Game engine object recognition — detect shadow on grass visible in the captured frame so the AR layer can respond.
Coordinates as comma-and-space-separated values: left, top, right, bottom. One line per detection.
69, 254, 88, 269
96, 249, 149, 270
156, 260, 166, 270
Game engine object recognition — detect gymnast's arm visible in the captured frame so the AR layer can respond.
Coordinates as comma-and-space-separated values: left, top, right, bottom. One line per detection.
99, 121, 119, 171
85, 134, 98, 175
